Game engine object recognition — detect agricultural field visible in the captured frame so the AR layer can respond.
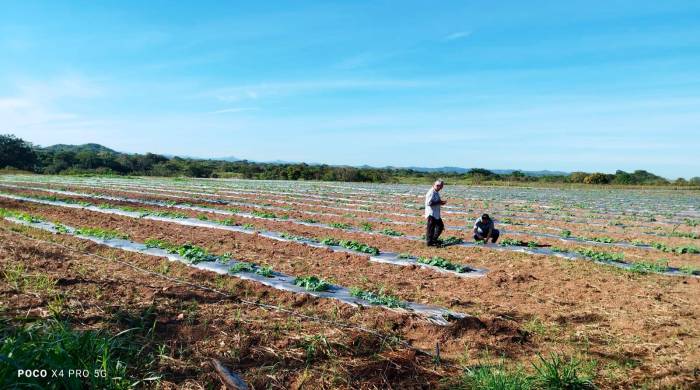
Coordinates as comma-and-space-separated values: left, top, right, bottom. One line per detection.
1, 174, 699, 389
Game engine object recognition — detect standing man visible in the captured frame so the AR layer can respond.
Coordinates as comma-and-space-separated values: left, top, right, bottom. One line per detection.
425, 180, 447, 246
473, 214, 500, 243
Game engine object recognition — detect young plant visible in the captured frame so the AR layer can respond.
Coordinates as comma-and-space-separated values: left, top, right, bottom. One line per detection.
229, 262, 254, 274
417, 256, 473, 273
575, 248, 625, 263
349, 287, 406, 308
379, 228, 404, 237
294, 276, 331, 292
329, 222, 353, 230
75, 227, 128, 240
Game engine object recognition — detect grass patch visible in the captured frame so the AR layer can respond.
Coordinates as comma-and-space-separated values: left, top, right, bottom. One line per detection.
0, 319, 161, 389
457, 354, 596, 390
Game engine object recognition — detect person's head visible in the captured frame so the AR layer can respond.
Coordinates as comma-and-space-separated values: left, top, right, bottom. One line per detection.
481, 214, 490, 223
433, 180, 444, 191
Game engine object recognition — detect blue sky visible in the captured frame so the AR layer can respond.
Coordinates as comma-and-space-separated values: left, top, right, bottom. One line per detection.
1, 1, 699, 178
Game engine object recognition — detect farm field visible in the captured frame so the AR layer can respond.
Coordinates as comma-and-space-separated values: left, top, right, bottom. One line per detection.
1, 174, 699, 388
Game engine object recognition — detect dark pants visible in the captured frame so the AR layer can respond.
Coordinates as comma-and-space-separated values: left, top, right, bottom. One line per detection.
426, 216, 444, 245
474, 229, 500, 243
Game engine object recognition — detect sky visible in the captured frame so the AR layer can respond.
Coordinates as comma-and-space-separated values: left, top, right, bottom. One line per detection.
1, 1, 699, 178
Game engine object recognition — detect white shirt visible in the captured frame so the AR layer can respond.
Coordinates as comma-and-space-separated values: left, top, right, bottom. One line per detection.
424, 187, 441, 219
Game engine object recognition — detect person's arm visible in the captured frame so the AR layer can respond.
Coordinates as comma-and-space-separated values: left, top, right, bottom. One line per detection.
484, 222, 494, 241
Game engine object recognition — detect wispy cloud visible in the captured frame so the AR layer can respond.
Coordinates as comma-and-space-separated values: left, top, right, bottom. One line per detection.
208, 79, 432, 102
209, 107, 259, 114
443, 31, 472, 41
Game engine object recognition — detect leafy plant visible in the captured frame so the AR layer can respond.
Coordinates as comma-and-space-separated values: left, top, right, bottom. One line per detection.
587, 236, 615, 243
379, 228, 404, 236
255, 266, 274, 277
629, 260, 669, 274
438, 236, 464, 246
319, 238, 380, 255
360, 222, 373, 231
550, 246, 570, 253
251, 211, 277, 219
329, 222, 352, 230
349, 287, 406, 308
144, 239, 216, 264
75, 227, 128, 240
294, 276, 331, 292
229, 262, 254, 274
575, 248, 625, 263
417, 256, 473, 273
560, 230, 572, 238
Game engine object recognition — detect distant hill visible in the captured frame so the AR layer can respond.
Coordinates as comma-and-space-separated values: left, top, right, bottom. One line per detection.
405, 166, 568, 177
42, 143, 118, 154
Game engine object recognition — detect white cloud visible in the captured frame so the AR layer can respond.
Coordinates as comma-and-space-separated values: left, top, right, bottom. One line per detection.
209, 107, 259, 114
207, 79, 431, 102
443, 31, 472, 41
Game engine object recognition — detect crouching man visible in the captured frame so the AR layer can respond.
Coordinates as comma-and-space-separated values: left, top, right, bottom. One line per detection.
425, 180, 446, 246
473, 214, 500, 243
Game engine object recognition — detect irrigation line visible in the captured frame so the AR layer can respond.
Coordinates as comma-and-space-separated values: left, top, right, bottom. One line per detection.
0, 224, 461, 371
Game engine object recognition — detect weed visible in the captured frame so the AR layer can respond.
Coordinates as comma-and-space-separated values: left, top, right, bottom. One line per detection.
531, 353, 596, 389
360, 222, 373, 231
301, 218, 319, 224
0, 319, 161, 389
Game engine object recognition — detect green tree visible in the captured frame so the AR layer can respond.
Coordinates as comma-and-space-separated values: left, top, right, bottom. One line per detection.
0, 134, 38, 171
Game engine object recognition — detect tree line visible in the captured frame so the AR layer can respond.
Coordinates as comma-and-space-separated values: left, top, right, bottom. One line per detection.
1, 134, 697, 186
